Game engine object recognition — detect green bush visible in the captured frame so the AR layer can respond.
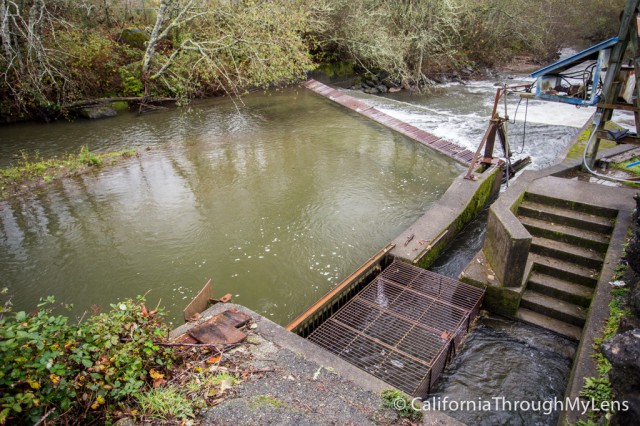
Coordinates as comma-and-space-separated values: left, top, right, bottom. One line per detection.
0, 293, 173, 425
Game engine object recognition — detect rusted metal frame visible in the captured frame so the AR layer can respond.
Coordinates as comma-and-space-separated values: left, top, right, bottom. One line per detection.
465, 84, 502, 181
287, 244, 394, 333
596, 102, 640, 112
629, 14, 640, 131
464, 83, 529, 180
355, 296, 445, 344
379, 323, 431, 390
396, 265, 485, 300
379, 278, 469, 328
330, 317, 434, 368
332, 293, 447, 357
335, 277, 410, 357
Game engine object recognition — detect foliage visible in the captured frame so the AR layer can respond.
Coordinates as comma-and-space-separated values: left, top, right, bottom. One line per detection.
0, 147, 136, 200
0, 0, 630, 121
310, 0, 463, 83
580, 376, 613, 406
0, 293, 173, 425
77, 145, 103, 167
381, 389, 422, 421
578, 271, 630, 423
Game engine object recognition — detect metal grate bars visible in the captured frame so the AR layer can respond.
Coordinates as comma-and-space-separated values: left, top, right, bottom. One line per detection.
307, 260, 484, 397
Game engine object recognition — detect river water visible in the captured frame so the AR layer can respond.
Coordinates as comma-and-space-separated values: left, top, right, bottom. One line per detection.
0, 89, 464, 325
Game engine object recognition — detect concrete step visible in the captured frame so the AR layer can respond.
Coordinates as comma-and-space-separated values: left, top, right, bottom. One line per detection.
520, 290, 588, 327
527, 272, 594, 307
529, 254, 599, 287
518, 200, 614, 236
523, 192, 618, 219
530, 236, 605, 269
516, 308, 583, 341
518, 216, 610, 253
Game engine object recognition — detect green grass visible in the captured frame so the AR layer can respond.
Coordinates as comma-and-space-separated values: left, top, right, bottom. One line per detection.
136, 387, 195, 421
0, 146, 137, 199
381, 389, 422, 421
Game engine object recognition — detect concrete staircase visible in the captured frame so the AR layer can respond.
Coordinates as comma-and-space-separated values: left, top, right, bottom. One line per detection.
515, 193, 617, 341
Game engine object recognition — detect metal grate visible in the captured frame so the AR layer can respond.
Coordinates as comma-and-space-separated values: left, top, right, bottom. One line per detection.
307, 260, 484, 397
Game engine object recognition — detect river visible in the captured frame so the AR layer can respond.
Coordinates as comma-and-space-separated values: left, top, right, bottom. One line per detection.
0, 88, 463, 325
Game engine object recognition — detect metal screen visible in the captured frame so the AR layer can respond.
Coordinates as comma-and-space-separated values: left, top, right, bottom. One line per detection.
307, 260, 484, 397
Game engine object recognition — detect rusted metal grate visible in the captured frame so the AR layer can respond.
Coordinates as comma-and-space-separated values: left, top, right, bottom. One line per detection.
307, 260, 484, 397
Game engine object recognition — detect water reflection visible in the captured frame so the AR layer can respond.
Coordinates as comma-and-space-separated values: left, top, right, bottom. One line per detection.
0, 89, 463, 324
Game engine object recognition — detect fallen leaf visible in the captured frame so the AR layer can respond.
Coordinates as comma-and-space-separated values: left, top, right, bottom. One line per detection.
220, 378, 233, 393
153, 378, 167, 388
206, 354, 222, 364
149, 369, 164, 380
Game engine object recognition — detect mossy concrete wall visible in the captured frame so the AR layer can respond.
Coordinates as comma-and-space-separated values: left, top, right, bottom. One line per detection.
483, 201, 531, 287
391, 164, 501, 267
459, 250, 525, 316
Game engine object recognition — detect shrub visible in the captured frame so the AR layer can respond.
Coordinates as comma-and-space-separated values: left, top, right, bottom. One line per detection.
0, 293, 174, 425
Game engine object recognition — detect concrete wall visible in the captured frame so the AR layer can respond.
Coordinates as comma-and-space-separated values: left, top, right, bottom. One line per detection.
483, 198, 531, 287
391, 164, 502, 268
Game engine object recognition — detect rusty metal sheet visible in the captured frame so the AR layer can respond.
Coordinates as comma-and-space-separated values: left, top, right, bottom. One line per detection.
174, 333, 199, 344
220, 308, 252, 328
187, 311, 247, 345
183, 279, 213, 321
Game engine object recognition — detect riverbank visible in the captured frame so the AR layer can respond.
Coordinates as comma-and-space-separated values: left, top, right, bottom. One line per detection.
0, 146, 137, 201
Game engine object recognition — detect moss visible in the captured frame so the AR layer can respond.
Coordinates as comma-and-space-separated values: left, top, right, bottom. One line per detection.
612, 156, 640, 176
415, 167, 498, 269
119, 28, 149, 49
565, 122, 620, 160
481, 284, 522, 316
110, 101, 129, 111
250, 395, 286, 410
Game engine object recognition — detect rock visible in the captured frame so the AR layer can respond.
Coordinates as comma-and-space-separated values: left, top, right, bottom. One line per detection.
626, 229, 640, 275
376, 70, 389, 80
77, 106, 117, 120
119, 28, 149, 49
376, 84, 388, 94
113, 418, 137, 426
602, 330, 640, 395
619, 316, 640, 333
363, 87, 380, 95
381, 78, 396, 88
611, 392, 640, 426
462, 66, 474, 76
388, 87, 401, 93
363, 79, 377, 88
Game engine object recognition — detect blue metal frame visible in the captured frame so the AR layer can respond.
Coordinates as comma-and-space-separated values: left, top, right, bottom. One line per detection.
530, 37, 619, 107
531, 37, 618, 78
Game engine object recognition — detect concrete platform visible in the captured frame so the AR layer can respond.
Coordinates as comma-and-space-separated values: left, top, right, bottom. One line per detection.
171, 303, 464, 425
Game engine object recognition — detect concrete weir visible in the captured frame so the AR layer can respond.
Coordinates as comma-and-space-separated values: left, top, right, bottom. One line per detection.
302, 79, 476, 165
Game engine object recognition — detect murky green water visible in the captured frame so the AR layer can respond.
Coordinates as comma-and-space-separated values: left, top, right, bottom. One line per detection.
0, 88, 463, 324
